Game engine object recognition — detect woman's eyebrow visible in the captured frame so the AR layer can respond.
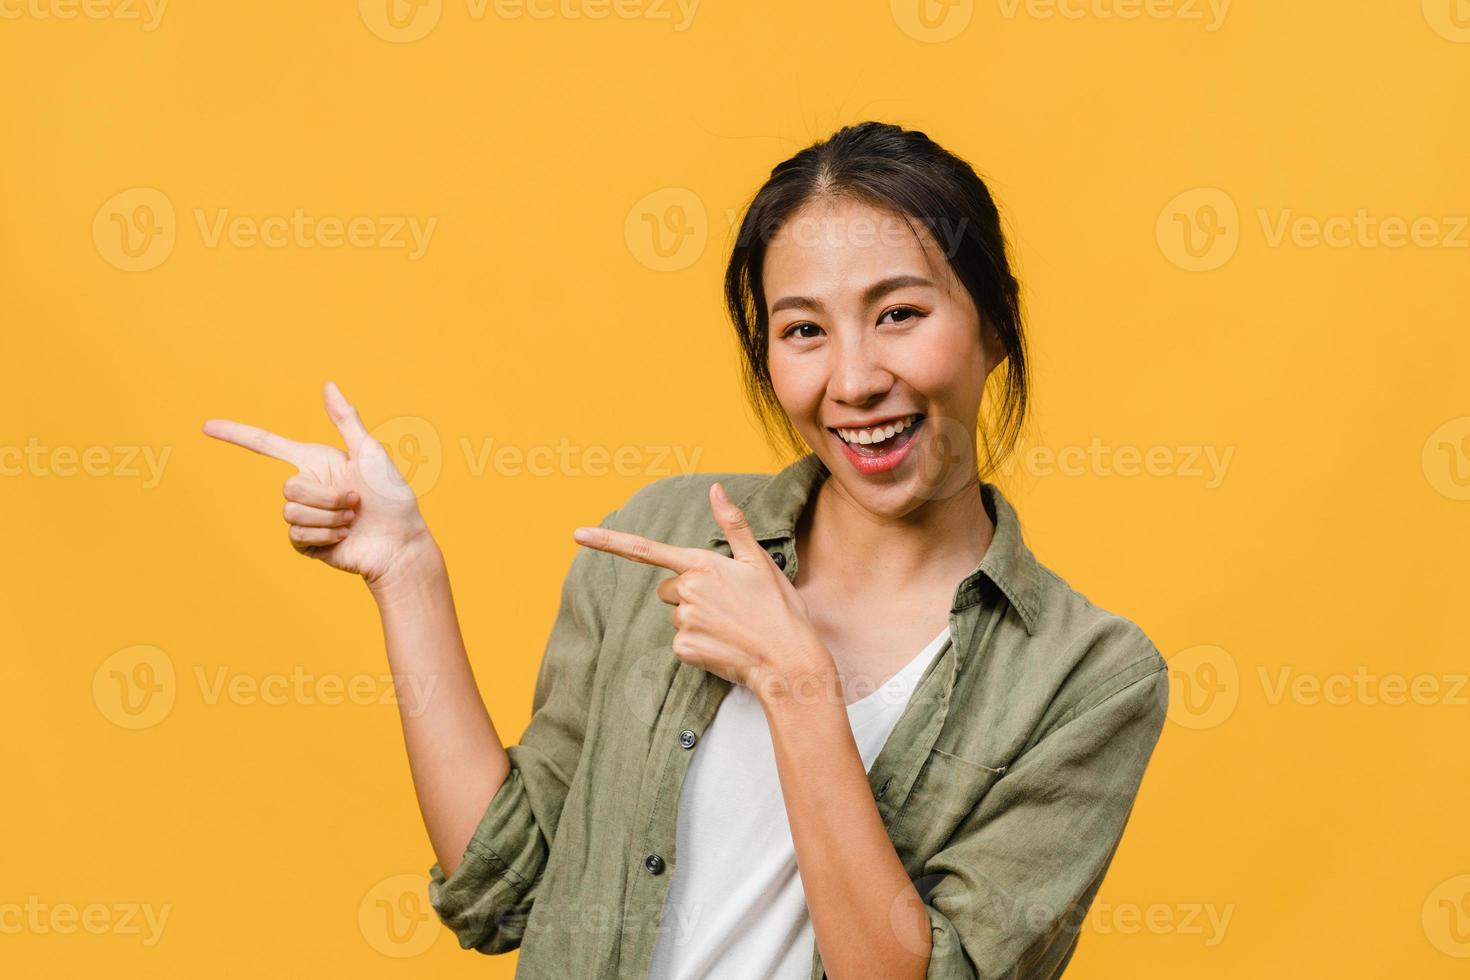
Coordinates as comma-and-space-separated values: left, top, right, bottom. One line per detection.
768, 274, 935, 316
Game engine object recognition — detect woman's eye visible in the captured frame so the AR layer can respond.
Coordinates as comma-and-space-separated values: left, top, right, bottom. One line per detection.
879, 306, 921, 325
783, 323, 823, 340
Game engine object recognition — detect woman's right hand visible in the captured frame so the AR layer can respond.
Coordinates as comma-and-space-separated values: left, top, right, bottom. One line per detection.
204, 381, 433, 589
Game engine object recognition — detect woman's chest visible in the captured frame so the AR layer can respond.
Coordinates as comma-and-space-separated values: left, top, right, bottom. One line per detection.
795, 580, 954, 705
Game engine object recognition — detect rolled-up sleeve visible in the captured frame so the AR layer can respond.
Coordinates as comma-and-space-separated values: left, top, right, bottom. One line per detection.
920, 650, 1169, 979
427, 507, 621, 953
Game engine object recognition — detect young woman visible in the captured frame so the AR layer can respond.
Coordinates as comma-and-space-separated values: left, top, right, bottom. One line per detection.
205, 121, 1168, 979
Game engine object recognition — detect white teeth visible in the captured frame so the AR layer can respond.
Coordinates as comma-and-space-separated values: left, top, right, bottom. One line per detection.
835, 414, 919, 446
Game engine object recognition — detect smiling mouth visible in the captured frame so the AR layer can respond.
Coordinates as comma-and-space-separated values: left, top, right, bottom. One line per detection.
826, 413, 925, 472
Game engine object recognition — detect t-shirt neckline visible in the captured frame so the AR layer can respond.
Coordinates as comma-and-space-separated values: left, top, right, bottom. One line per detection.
845, 626, 951, 711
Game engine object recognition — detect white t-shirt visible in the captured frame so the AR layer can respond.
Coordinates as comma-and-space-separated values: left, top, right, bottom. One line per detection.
646, 626, 952, 979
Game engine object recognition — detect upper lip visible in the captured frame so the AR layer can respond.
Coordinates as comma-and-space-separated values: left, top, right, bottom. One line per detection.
826, 413, 923, 430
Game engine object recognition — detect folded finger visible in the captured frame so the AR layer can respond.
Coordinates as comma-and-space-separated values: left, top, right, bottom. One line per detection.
284, 502, 355, 528
655, 574, 683, 605
283, 476, 358, 510
288, 524, 349, 547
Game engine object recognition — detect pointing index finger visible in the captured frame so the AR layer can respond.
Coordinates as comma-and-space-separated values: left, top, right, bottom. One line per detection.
572, 526, 705, 574
202, 418, 308, 467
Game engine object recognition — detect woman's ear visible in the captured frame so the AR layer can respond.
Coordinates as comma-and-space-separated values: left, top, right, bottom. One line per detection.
978, 314, 1005, 381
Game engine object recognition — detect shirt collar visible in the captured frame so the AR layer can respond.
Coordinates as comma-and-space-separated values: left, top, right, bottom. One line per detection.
705, 451, 1042, 635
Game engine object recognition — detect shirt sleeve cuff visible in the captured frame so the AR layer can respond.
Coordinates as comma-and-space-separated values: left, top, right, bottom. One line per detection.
924, 902, 979, 979
426, 761, 541, 953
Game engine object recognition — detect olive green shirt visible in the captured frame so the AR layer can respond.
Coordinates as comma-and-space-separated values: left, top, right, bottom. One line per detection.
428, 452, 1169, 979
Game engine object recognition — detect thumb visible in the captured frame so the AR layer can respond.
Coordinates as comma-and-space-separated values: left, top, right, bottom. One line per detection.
711, 482, 765, 566
323, 380, 371, 452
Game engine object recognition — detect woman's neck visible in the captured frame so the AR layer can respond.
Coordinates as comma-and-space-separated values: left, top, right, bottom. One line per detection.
795, 469, 996, 597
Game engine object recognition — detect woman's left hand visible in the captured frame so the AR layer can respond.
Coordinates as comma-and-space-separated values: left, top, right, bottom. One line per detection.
572, 482, 834, 705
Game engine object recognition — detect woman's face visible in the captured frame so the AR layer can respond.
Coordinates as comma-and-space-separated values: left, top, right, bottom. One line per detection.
763, 196, 999, 519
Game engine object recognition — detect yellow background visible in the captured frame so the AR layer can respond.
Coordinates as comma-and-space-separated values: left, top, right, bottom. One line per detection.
3, 0, 1468, 976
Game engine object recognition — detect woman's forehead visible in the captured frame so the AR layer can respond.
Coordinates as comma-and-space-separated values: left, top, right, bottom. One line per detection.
762, 205, 953, 301
768, 198, 941, 254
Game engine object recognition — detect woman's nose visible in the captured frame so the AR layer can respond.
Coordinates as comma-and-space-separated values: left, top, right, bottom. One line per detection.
827, 335, 893, 406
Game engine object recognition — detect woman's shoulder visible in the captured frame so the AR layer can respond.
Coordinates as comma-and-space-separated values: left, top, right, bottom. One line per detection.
984, 481, 1165, 692
1020, 556, 1169, 719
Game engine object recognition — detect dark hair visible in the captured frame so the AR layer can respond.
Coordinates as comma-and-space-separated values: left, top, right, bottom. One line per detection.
723, 120, 1029, 479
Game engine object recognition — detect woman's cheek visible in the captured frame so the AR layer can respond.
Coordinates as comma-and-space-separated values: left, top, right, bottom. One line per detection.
769, 360, 825, 432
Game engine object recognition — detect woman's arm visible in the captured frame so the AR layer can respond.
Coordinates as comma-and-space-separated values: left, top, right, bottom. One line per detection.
368, 535, 509, 877
767, 642, 1169, 980
910, 656, 1169, 979
202, 381, 511, 877
763, 679, 934, 980
207, 381, 625, 954
427, 506, 621, 952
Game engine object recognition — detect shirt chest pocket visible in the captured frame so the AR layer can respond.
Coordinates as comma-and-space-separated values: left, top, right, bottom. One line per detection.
894, 747, 1009, 855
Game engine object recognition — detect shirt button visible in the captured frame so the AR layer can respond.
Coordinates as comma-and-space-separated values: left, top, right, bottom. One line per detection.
644, 853, 665, 875
678, 729, 697, 749
770, 550, 786, 570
